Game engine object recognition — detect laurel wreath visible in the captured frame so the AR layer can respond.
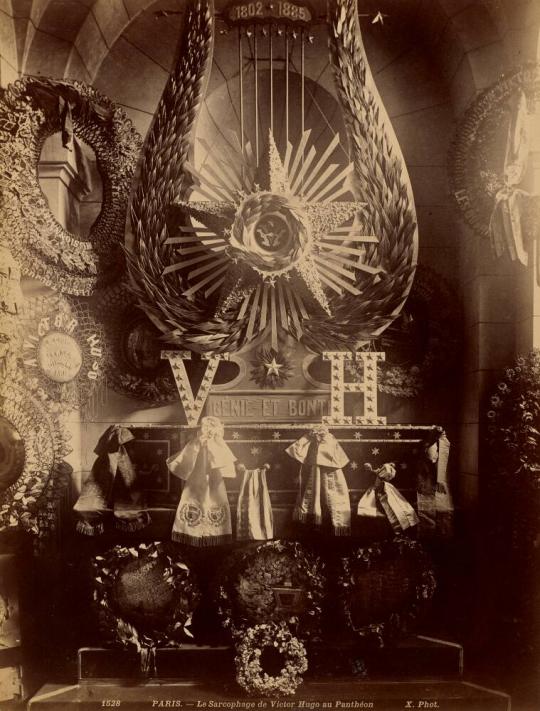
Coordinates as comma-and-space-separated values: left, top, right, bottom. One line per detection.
0, 76, 141, 295
337, 537, 436, 647
127, 0, 417, 354
449, 63, 540, 240
235, 622, 308, 697
92, 542, 200, 653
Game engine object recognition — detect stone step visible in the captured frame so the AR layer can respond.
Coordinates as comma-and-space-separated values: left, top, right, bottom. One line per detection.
77, 636, 463, 683
28, 680, 511, 711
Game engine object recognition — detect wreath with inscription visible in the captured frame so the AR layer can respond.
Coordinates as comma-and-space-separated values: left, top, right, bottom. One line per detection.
216, 540, 326, 641
93, 542, 200, 657
449, 63, 540, 242
338, 537, 436, 647
235, 622, 308, 697
20, 293, 105, 411
0, 372, 72, 535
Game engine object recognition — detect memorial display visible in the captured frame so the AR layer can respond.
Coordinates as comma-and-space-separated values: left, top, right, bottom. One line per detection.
0, 0, 534, 707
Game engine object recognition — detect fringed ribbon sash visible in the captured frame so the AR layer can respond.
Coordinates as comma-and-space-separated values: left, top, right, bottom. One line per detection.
286, 425, 351, 536
357, 463, 418, 533
74, 425, 150, 535
416, 429, 453, 538
236, 464, 273, 540
167, 416, 235, 547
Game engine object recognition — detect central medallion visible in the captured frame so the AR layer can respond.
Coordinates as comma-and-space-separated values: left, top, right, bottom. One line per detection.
229, 191, 310, 276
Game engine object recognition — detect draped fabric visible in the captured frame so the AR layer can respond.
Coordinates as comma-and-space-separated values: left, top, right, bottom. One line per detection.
416, 429, 453, 537
167, 416, 235, 546
357, 462, 418, 533
236, 465, 273, 541
285, 425, 351, 536
74, 425, 150, 535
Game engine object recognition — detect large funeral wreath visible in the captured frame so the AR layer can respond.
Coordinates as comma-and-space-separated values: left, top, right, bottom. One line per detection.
93, 542, 200, 662
216, 540, 326, 641
338, 537, 436, 647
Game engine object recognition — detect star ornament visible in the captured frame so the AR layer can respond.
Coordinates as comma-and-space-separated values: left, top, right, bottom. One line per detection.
264, 357, 282, 377
164, 130, 381, 348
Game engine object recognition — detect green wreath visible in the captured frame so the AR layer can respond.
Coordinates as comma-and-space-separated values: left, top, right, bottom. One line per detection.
235, 622, 308, 697
216, 541, 326, 641
338, 537, 436, 647
93, 542, 200, 655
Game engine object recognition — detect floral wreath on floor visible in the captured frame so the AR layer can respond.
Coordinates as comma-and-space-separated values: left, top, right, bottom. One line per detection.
93, 542, 200, 671
235, 622, 308, 697
215, 540, 326, 642
337, 537, 436, 647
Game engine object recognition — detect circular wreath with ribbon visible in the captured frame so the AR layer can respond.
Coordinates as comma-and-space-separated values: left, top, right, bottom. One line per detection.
235, 622, 308, 697
93, 542, 200, 661
20, 293, 106, 411
449, 63, 540, 241
0, 372, 72, 534
337, 537, 436, 646
0, 76, 141, 296
216, 541, 326, 641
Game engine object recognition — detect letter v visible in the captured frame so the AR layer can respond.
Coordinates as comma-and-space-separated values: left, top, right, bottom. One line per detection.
161, 350, 230, 425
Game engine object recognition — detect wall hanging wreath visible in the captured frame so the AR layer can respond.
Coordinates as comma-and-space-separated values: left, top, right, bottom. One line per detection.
337, 537, 436, 647
235, 622, 308, 697
0, 371, 72, 535
216, 540, 326, 642
93, 542, 200, 674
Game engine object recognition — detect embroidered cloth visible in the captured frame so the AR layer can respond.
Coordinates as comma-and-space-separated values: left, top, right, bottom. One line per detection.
167, 416, 235, 546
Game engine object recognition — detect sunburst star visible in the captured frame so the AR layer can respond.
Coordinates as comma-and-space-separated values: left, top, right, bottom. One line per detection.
166, 131, 377, 346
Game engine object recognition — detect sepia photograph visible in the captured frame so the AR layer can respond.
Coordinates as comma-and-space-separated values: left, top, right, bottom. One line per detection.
0, 0, 538, 709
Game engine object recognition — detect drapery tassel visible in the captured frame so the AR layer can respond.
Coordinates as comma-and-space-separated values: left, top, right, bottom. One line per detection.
76, 518, 104, 536
171, 532, 232, 546
114, 511, 151, 532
